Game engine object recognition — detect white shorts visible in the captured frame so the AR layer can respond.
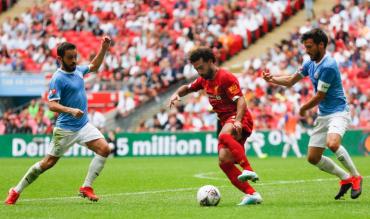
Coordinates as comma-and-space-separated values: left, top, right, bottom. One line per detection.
48, 123, 104, 157
308, 111, 351, 148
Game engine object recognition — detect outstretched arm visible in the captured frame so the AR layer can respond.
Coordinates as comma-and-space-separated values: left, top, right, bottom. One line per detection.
89, 36, 111, 72
262, 70, 303, 87
168, 85, 194, 108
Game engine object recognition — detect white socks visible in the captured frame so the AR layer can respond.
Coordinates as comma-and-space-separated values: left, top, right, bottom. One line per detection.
335, 145, 360, 176
291, 143, 303, 158
316, 156, 350, 180
82, 154, 107, 187
282, 144, 290, 158
14, 162, 42, 193
282, 143, 302, 158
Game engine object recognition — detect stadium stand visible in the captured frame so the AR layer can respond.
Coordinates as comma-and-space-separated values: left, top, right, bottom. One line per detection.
0, 0, 18, 14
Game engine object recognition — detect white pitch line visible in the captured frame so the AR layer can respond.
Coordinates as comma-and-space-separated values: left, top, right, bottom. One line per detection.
21, 187, 206, 202
20, 175, 368, 203
194, 172, 370, 186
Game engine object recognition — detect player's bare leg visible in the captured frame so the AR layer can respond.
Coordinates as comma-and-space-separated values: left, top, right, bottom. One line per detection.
307, 147, 352, 200
5, 155, 60, 205
327, 133, 362, 199
79, 138, 110, 202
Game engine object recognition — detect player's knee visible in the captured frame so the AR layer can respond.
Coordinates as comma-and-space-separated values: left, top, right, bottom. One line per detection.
40, 158, 58, 171
97, 144, 111, 157
326, 140, 340, 152
218, 156, 231, 165
218, 150, 233, 165
307, 154, 320, 165
218, 158, 233, 168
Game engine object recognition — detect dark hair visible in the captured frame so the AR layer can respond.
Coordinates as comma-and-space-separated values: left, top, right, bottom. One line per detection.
300, 28, 328, 48
57, 42, 76, 57
188, 47, 216, 63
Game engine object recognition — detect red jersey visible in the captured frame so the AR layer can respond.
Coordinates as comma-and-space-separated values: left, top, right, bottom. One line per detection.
188, 68, 252, 124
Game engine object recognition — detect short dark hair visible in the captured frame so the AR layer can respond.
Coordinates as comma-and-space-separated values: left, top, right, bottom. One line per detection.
189, 47, 216, 63
57, 42, 76, 57
300, 28, 328, 48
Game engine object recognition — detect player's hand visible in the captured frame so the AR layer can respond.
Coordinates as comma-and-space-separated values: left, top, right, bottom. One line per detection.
262, 69, 273, 82
299, 107, 307, 117
70, 108, 84, 118
168, 94, 181, 108
233, 121, 242, 136
101, 36, 111, 50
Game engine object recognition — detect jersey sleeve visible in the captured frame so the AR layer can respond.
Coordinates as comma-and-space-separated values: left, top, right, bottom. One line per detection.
222, 73, 243, 101
48, 76, 63, 101
188, 77, 204, 91
317, 67, 335, 93
77, 65, 90, 76
297, 61, 310, 77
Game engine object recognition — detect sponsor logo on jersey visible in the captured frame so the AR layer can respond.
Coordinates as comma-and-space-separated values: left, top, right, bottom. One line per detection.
208, 94, 221, 100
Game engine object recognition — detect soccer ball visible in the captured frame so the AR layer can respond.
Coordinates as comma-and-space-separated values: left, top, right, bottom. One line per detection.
196, 185, 221, 206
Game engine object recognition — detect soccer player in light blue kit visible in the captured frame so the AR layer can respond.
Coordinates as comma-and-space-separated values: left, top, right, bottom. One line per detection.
5, 36, 112, 205
262, 28, 362, 200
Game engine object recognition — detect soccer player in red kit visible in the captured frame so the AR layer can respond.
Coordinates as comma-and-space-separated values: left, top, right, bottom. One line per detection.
169, 47, 262, 205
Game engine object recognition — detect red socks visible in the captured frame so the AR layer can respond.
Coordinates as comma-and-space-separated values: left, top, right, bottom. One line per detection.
219, 133, 253, 171
219, 162, 255, 195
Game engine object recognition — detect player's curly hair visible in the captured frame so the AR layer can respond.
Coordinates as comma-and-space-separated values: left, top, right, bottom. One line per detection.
57, 42, 76, 57
301, 28, 328, 48
188, 47, 216, 63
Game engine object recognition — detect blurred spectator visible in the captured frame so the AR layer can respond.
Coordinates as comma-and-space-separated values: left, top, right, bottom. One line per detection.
88, 109, 106, 130
117, 91, 135, 118
28, 99, 39, 118
304, 0, 315, 20
163, 113, 183, 131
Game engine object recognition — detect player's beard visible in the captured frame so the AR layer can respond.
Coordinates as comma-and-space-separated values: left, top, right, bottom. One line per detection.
62, 60, 76, 72
202, 68, 214, 80
310, 51, 321, 62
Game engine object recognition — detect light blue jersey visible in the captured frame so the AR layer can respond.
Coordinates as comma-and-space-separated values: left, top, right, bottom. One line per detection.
299, 54, 348, 116
48, 65, 90, 131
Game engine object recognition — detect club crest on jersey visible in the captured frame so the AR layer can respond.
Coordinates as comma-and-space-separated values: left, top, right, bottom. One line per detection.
228, 84, 239, 95
314, 71, 319, 79
49, 89, 57, 95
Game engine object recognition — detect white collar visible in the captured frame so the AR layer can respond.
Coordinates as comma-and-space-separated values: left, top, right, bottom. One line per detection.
315, 53, 328, 66
58, 68, 75, 74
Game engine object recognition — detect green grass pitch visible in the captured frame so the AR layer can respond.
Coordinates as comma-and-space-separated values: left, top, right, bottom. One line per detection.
0, 157, 369, 219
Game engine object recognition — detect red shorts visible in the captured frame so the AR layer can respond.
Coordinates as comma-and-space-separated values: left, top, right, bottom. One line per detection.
217, 111, 253, 150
